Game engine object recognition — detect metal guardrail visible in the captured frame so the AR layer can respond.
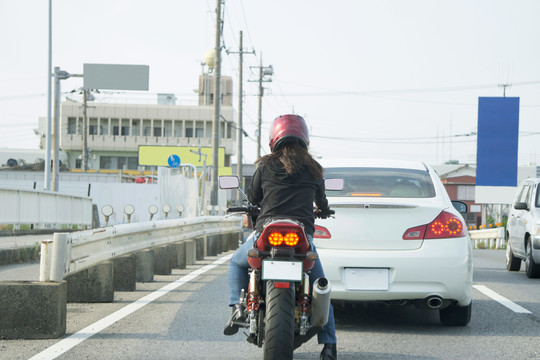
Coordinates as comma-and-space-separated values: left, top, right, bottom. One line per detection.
469, 227, 505, 249
0, 187, 92, 228
39, 216, 242, 282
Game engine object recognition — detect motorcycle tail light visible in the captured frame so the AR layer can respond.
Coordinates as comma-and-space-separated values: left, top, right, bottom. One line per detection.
402, 211, 466, 240
268, 232, 284, 246
284, 232, 299, 246
313, 225, 331, 239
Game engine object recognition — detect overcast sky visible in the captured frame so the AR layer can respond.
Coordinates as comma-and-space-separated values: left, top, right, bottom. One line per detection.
1, 0, 539, 165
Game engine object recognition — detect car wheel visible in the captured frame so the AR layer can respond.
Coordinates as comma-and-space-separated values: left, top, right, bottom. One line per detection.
439, 302, 471, 326
506, 241, 521, 271
525, 238, 540, 278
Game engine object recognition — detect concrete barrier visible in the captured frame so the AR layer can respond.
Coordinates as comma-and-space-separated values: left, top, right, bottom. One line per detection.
0, 281, 67, 339
135, 249, 154, 282
65, 261, 114, 303
153, 245, 172, 275
196, 238, 204, 261
113, 254, 137, 291
173, 242, 186, 269
185, 240, 196, 265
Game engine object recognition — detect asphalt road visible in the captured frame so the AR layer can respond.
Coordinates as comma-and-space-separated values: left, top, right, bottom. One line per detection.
1, 250, 539, 360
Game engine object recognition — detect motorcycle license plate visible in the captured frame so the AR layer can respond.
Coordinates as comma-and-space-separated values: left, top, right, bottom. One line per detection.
262, 260, 303, 281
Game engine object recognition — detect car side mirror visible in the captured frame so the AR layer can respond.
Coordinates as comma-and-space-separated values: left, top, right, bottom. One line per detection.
514, 202, 529, 210
451, 201, 467, 214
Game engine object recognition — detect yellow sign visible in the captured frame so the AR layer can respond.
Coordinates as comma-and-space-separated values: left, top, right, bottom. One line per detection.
138, 145, 232, 175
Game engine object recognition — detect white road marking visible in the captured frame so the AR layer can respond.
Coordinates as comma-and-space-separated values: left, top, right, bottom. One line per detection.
473, 284, 532, 314
29, 254, 233, 360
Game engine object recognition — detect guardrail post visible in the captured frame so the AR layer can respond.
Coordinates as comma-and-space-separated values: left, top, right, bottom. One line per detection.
50, 233, 70, 282
39, 239, 54, 282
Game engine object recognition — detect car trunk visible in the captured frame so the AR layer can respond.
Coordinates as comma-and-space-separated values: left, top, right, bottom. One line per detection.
314, 199, 446, 251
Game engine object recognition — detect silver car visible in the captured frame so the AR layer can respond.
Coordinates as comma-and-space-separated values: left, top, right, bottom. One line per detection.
506, 178, 540, 278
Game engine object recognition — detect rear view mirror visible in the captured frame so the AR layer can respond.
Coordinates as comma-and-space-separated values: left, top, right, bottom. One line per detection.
514, 202, 528, 210
451, 201, 467, 214
219, 176, 240, 189
325, 178, 344, 191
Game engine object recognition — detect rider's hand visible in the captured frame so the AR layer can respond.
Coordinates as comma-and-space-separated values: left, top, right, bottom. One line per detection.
314, 207, 334, 219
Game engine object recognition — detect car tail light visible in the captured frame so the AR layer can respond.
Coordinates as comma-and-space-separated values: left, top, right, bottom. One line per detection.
402, 211, 466, 240
314, 225, 331, 239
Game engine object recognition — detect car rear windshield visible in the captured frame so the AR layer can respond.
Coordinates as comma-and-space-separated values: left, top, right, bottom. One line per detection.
324, 167, 436, 198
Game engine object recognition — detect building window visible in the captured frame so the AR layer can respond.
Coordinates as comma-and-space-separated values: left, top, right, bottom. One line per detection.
75, 159, 82, 169
186, 128, 193, 137
153, 127, 162, 137
457, 185, 475, 201
100, 156, 112, 169
195, 128, 204, 138
89, 125, 98, 135
68, 117, 77, 134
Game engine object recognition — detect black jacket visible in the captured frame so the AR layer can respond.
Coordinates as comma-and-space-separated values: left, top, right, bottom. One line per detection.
247, 158, 329, 236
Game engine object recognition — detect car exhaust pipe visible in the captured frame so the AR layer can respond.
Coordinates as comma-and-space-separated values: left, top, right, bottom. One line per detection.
426, 296, 443, 309
311, 278, 331, 327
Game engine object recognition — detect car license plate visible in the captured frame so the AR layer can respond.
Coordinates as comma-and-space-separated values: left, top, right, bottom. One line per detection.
344, 268, 389, 290
262, 260, 303, 281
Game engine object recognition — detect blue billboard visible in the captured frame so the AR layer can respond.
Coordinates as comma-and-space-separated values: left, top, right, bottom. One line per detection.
476, 97, 520, 188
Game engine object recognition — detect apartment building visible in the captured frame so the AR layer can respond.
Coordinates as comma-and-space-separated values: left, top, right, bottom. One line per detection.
56, 76, 236, 172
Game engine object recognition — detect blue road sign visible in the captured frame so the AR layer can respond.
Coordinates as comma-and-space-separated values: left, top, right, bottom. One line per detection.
168, 154, 181, 168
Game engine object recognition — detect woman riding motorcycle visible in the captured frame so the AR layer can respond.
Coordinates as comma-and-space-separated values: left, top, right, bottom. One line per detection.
223, 114, 337, 360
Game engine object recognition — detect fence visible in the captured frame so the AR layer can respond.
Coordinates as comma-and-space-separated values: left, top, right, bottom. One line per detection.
0, 187, 92, 229
469, 227, 505, 249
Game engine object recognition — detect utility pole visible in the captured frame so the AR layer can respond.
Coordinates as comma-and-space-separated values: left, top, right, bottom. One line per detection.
210, 0, 223, 208
52, 67, 61, 191
249, 57, 273, 159
82, 89, 89, 172
227, 31, 254, 203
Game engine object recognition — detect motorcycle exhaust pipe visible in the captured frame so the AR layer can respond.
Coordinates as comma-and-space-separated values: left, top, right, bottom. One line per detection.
311, 278, 331, 327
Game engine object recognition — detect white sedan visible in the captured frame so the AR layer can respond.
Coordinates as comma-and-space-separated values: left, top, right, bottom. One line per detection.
315, 159, 473, 326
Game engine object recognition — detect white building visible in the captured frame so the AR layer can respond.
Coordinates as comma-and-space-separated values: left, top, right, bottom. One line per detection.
38, 76, 237, 172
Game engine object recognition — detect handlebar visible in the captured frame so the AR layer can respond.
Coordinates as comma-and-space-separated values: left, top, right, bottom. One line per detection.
314, 208, 335, 219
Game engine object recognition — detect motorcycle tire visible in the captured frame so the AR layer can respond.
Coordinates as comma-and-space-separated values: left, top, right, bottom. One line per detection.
263, 281, 295, 360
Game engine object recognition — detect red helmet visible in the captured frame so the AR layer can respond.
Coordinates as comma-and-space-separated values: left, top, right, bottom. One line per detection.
269, 114, 309, 152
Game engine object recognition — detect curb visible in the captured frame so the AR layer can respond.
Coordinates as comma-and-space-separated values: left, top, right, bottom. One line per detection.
0, 245, 41, 266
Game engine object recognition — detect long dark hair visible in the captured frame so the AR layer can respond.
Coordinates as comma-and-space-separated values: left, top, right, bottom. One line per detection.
256, 141, 323, 179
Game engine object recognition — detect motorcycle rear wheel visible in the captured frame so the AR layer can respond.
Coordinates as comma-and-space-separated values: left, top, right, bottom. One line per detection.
263, 281, 295, 360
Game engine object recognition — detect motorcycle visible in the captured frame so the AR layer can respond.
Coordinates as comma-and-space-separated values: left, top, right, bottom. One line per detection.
219, 176, 343, 360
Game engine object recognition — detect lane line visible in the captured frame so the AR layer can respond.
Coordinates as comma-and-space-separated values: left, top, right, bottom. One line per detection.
29, 254, 233, 360
473, 284, 532, 314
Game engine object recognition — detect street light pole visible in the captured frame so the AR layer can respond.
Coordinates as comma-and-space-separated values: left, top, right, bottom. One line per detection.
45, 0, 53, 191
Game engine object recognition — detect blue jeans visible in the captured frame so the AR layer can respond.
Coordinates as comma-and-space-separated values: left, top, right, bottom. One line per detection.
228, 231, 337, 345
